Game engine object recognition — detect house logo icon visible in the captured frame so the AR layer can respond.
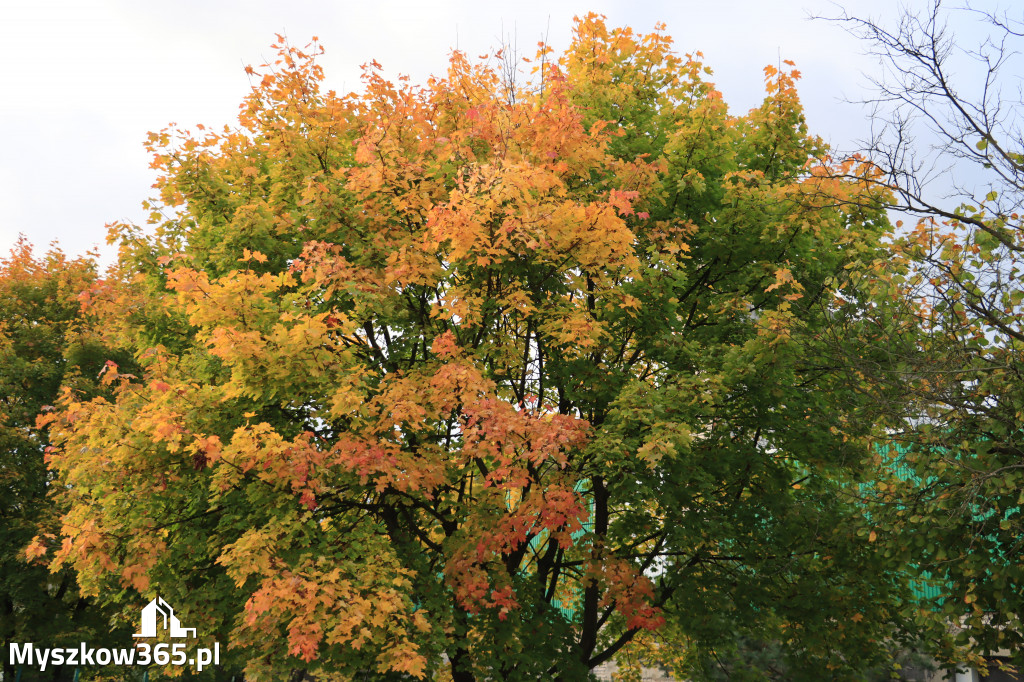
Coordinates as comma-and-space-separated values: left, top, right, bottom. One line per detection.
133, 597, 197, 638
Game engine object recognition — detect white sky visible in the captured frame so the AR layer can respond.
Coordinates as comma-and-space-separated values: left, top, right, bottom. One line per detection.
0, 0, 931, 262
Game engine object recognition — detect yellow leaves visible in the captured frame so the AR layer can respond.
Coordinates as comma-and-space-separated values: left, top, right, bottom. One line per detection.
328, 383, 365, 419
385, 646, 427, 678
218, 528, 280, 588
425, 160, 639, 277
539, 307, 606, 354
164, 265, 370, 406
755, 309, 794, 345
764, 266, 796, 293
636, 439, 674, 467
764, 265, 805, 303
636, 422, 692, 467
618, 294, 641, 311
384, 244, 441, 288
239, 248, 267, 263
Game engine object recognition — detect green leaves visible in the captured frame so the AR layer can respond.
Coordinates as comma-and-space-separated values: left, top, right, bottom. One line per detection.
0, 239, 139, 679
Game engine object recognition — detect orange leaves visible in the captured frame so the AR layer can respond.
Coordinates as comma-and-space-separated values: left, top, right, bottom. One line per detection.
121, 563, 151, 592
24, 535, 52, 562
293, 241, 390, 308
212, 424, 326, 505
287, 618, 323, 661
191, 434, 222, 466
761, 62, 802, 98
535, 486, 589, 540
589, 557, 665, 631
607, 189, 639, 217
98, 359, 122, 386
430, 330, 460, 358
425, 161, 639, 289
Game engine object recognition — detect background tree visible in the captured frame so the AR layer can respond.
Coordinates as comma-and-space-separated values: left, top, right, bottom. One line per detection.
0, 238, 134, 681
831, 0, 1024, 673
38, 18, 937, 681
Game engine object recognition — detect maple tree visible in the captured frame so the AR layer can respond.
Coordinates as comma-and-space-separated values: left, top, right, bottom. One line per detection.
831, 1, 1024, 673
33, 15, 946, 680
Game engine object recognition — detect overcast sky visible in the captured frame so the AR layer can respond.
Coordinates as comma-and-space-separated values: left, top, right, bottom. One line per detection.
0, 0, 940, 263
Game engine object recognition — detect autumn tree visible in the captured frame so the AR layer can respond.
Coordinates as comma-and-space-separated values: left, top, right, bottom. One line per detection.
38, 17, 935, 681
0, 239, 135, 681
829, 0, 1024, 673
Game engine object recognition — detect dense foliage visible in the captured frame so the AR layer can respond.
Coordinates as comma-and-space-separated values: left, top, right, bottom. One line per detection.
0, 240, 133, 682
16, 14, 979, 681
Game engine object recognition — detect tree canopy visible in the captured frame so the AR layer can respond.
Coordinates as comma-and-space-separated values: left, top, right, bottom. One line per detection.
24, 14, 961, 681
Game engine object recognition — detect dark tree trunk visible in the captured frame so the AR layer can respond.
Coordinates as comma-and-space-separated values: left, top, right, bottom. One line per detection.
449, 649, 475, 682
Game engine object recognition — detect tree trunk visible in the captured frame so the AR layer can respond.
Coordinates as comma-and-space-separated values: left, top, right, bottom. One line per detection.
449, 649, 475, 682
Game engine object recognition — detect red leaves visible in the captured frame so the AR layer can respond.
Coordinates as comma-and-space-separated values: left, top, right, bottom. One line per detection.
489, 585, 518, 621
